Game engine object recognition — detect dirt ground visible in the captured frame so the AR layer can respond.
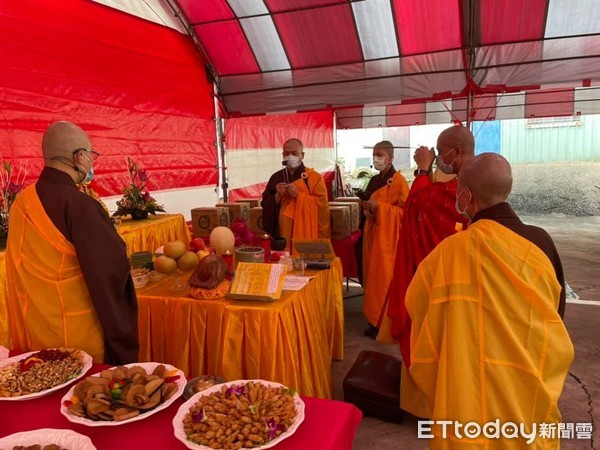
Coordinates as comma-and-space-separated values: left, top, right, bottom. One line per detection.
333, 214, 600, 450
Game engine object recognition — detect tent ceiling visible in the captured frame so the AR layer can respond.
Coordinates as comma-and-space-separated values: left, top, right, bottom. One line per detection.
96, 0, 600, 122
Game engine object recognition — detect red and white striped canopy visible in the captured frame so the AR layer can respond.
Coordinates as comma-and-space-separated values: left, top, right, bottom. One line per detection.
97, 0, 600, 124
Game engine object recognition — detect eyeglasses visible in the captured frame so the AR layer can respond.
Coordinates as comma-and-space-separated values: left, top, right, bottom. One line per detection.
72, 148, 100, 161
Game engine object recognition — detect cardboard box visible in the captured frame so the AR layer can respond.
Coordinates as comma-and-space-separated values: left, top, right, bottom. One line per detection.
191, 207, 230, 238
249, 207, 265, 235
329, 201, 359, 232
329, 205, 352, 239
216, 202, 250, 224
235, 198, 261, 209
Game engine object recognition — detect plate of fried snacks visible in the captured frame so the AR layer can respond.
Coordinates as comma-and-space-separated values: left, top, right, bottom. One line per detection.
0, 348, 92, 401
60, 362, 185, 426
173, 379, 305, 450
0, 428, 97, 449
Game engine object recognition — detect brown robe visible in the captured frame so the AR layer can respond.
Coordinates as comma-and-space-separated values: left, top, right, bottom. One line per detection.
35, 167, 138, 364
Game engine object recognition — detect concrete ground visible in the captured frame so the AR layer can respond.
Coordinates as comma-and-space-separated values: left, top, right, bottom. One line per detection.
332, 214, 600, 450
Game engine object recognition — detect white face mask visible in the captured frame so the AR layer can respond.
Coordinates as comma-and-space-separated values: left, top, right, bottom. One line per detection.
455, 187, 471, 219
436, 148, 457, 174
283, 155, 301, 169
372, 156, 388, 171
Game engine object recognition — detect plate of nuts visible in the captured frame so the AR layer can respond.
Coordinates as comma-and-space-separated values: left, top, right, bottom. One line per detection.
0, 348, 92, 401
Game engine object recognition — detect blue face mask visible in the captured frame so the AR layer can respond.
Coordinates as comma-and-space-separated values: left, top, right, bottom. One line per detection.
78, 152, 94, 183
82, 165, 94, 183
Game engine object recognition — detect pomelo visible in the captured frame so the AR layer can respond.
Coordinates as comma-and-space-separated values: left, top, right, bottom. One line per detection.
154, 255, 177, 274
177, 251, 199, 272
164, 240, 186, 259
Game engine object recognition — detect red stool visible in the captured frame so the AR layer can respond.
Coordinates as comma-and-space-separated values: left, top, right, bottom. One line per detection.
343, 350, 404, 423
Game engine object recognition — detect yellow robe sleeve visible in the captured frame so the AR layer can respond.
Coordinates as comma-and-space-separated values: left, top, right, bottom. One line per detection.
402, 220, 574, 449
280, 169, 330, 248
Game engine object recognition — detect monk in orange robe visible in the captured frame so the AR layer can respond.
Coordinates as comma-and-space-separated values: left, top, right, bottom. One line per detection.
361, 141, 409, 338
402, 153, 572, 449
386, 125, 473, 362
6, 121, 138, 364
261, 138, 330, 250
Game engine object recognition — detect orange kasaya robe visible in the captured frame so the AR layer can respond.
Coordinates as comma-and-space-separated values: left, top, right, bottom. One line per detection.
386, 175, 468, 365
401, 219, 573, 449
279, 167, 330, 250
362, 172, 409, 330
6, 185, 104, 362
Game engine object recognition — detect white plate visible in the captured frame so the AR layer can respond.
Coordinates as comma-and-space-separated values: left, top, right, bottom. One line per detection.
173, 379, 305, 450
60, 361, 185, 427
0, 346, 8, 362
0, 428, 96, 449
0, 349, 93, 402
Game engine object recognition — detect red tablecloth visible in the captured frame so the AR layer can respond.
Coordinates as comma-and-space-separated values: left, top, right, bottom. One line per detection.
0, 362, 362, 449
332, 230, 361, 278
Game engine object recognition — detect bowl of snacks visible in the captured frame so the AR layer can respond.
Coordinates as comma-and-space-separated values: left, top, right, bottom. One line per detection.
131, 268, 150, 289
183, 375, 225, 401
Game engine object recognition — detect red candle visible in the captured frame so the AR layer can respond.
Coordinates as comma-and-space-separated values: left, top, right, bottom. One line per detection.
222, 250, 234, 274
260, 234, 271, 261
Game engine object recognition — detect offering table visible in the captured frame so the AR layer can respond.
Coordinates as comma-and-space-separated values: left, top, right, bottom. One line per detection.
117, 213, 191, 258
137, 259, 344, 399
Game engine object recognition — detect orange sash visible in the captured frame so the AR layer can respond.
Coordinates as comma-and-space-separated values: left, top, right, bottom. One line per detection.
6, 185, 104, 361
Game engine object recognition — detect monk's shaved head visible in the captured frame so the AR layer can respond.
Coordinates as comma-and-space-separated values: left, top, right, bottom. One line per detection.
459, 153, 512, 209
42, 121, 91, 160
437, 125, 475, 157
373, 140, 394, 158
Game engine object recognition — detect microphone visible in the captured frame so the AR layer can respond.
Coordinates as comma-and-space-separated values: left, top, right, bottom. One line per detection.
281, 160, 288, 166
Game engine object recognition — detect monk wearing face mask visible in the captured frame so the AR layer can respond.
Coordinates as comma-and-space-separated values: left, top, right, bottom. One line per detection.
261, 138, 330, 250
358, 141, 409, 339
6, 121, 138, 365
401, 153, 571, 448
384, 126, 473, 356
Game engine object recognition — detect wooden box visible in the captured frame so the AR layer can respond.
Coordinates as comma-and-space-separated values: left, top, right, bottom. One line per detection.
216, 202, 250, 224
235, 198, 261, 209
329, 205, 352, 240
249, 207, 265, 235
191, 207, 230, 238
329, 201, 359, 232
333, 197, 361, 205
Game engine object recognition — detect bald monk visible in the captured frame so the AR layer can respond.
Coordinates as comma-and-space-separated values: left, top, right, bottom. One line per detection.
261, 138, 330, 249
360, 141, 409, 338
402, 154, 573, 449
6, 121, 138, 364
384, 125, 473, 357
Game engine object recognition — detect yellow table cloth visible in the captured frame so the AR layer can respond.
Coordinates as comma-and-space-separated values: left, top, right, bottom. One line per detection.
117, 213, 191, 258
0, 252, 8, 347
137, 258, 344, 399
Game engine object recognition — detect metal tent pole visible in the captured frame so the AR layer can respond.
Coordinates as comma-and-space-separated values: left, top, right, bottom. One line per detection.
214, 84, 228, 202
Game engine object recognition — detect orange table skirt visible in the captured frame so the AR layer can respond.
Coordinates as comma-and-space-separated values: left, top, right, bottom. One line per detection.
137, 259, 344, 399
0, 252, 8, 347
117, 213, 191, 258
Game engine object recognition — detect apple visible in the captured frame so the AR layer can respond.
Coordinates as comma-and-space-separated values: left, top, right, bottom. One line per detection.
189, 237, 206, 252
197, 250, 211, 261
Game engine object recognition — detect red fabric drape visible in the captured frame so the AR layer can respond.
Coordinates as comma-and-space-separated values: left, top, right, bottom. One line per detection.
0, 0, 217, 196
